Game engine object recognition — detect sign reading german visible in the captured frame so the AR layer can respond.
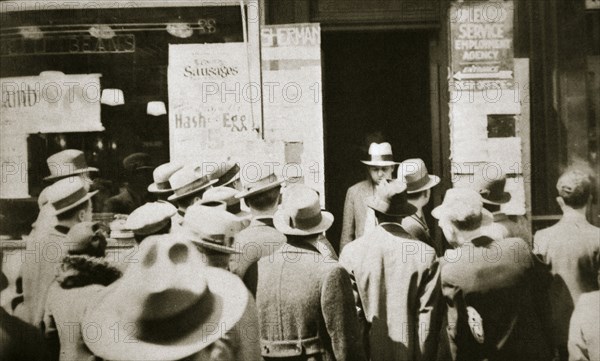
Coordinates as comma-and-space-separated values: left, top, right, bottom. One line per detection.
450, 1, 514, 90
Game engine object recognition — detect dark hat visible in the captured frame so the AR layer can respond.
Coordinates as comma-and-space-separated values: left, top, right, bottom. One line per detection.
83, 235, 248, 361
44, 149, 98, 181
476, 175, 511, 205
367, 179, 417, 217
209, 162, 240, 187
123, 153, 153, 172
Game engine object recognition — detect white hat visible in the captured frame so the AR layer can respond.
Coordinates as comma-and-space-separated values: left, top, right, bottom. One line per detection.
398, 158, 440, 193
168, 166, 218, 201
432, 188, 493, 226
361, 142, 400, 167
44, 149, 98, 181
182, 205, 245, 254
47, 177, 98, 215
83, 235, 248, 361
148, 162, 184, 193
273, 185, 333, 236
235, 173, 284, 199
125, 201, 177, 236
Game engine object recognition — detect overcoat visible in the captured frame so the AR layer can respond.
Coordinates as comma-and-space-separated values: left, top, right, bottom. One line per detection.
256, 239, 365, 361
340, 180, 375, 251
568, 291, 600, 361
339, 223, 442, 361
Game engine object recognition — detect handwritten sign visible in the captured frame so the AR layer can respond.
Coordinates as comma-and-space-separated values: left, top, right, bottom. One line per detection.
168, 43, 257, 164
450, 1, 514, 90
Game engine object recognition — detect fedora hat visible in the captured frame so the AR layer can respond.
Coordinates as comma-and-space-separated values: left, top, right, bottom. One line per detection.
168, 166, 218, 202
201, 186, 249, 217
83, 235, 248, 361
209, 162, 240, 187
367, 179, 417, 217
47, 177, 98, 216
432, 188, 493, 226
125, 201, 177, 236
361, 142, 400, 167
148, 162, 184, 193
274, 185, 333, 236
182, 205, 245, 254
399, 158, 440, 193
123, 152, 154, 172
44, 149, 98, 181
474, 173, 511, 205
236, 173, 284, 199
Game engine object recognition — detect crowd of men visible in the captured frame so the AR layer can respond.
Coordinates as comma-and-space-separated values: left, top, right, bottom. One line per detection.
0, 142, 598, 361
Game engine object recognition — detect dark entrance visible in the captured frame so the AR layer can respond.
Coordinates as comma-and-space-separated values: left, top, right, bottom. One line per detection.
322, 31, 433, 251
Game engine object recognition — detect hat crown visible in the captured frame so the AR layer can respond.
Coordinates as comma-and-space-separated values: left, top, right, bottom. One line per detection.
153, 162, 183, 183
202, 186, 240, 206
125, 202, 177, 234
435, 188, 484, 221
244, 173, 278, 191
169, 166, 205, 189
47, 176, 88, 203
123, 152, 152, 171
368, 142, 393, 156
183, 205, 243, 245
283, 186, 324, 230
400, 158, 428, 183
45, 149, 96, 180
209, 162, 240, 187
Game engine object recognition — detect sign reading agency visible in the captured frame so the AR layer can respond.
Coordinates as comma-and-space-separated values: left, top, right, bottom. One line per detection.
450, 1, 515, 90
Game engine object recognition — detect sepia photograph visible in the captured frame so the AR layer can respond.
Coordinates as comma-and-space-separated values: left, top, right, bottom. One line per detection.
0, 0, 599, 360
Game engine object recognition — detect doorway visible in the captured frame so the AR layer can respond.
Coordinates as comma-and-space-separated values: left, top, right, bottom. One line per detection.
322, 31, 433, 251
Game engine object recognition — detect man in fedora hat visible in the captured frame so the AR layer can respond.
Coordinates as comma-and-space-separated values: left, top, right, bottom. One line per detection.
44, 149, 99, 184
209, 161, 242, 190
167, 165, 218, 232
534, 167, 599, 360
474, 172, 531, 245
82, 235, 261, 361
435, 188, 552, 361
147, 162, 183, 202
182, 204, 246, 270
229, 173, 286, 295
20, 177, 97, 328
341, 142, 399, 251
103, 152, 155, 214
202, 186, 251, 223
125, 201, 177, 244
43, 221, 121, 361
398, 158, 446, 256
256, 185, 365, 361
339, 179, 441, 361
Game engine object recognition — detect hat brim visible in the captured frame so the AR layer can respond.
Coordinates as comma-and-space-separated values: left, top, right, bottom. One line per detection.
168, 179, 218, 201
83, 267, 248, 361
481, 192, 512, 205
367, 197, 417, 217
147, 183, 174, 193
432, 206, 494, 227
406, 175, 441, 194
273, 210, 333, 236
191, 238, 240, 254
361, 161, 400, 167
235, 179, 285, 199
43, 167, 99, 181
52, 190, 98, 215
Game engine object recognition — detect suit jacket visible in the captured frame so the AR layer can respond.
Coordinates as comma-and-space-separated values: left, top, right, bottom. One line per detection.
341, 180, 375, 251
339, 223, 442, 361
534, 214, 600, 349
568, 291, 600, 361
256, 239, 365, 361
103, 185, 145, 214
402, 213, 447, 257
21, 225, 69, 328
230, 217, 287, 295
489, 212, 532, 246
441, 236, 553, 361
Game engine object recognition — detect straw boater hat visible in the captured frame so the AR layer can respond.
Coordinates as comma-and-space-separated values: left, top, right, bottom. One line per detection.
474, 173, 511, 205
273, 185, 333, 236
182, 205, 245, 254
44, 149, 98, 181
209, 162, 241, 187
83, 235, 248, 361
432, 188, 493, 226
148, 162, 184, 193
398, 158, 441, 194
125, 201, 177, 236
360, 142, 400, 167
367, 179, 417, 217
167, 166, 218, 202
47, 177, 98, 216
235, 172, 284, 199
201, 186, 250, 219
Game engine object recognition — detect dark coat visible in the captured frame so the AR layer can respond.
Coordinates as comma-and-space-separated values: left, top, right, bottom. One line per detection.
230, 217, 287, 295
340, 180, 375, 251
441, 236, 553, 361
43, 255, 121, 361
256, 239, 365, 361
401, 213, 447, 257
339, 223, 442, 361
103, 185, 145, 214
534, 214, 600, 351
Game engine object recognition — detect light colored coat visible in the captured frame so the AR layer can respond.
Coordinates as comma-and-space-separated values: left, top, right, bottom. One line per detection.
568, 291, 600, 361
256, 239, 365, 361
341, 180, 375, 251
339, 223, 442, 361
534, 213, 600, 351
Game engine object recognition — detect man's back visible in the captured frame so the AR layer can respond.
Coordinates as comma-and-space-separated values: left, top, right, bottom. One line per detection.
340, 180, 375, 251
340, 223, 441, 361
441, 236, 552, 361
